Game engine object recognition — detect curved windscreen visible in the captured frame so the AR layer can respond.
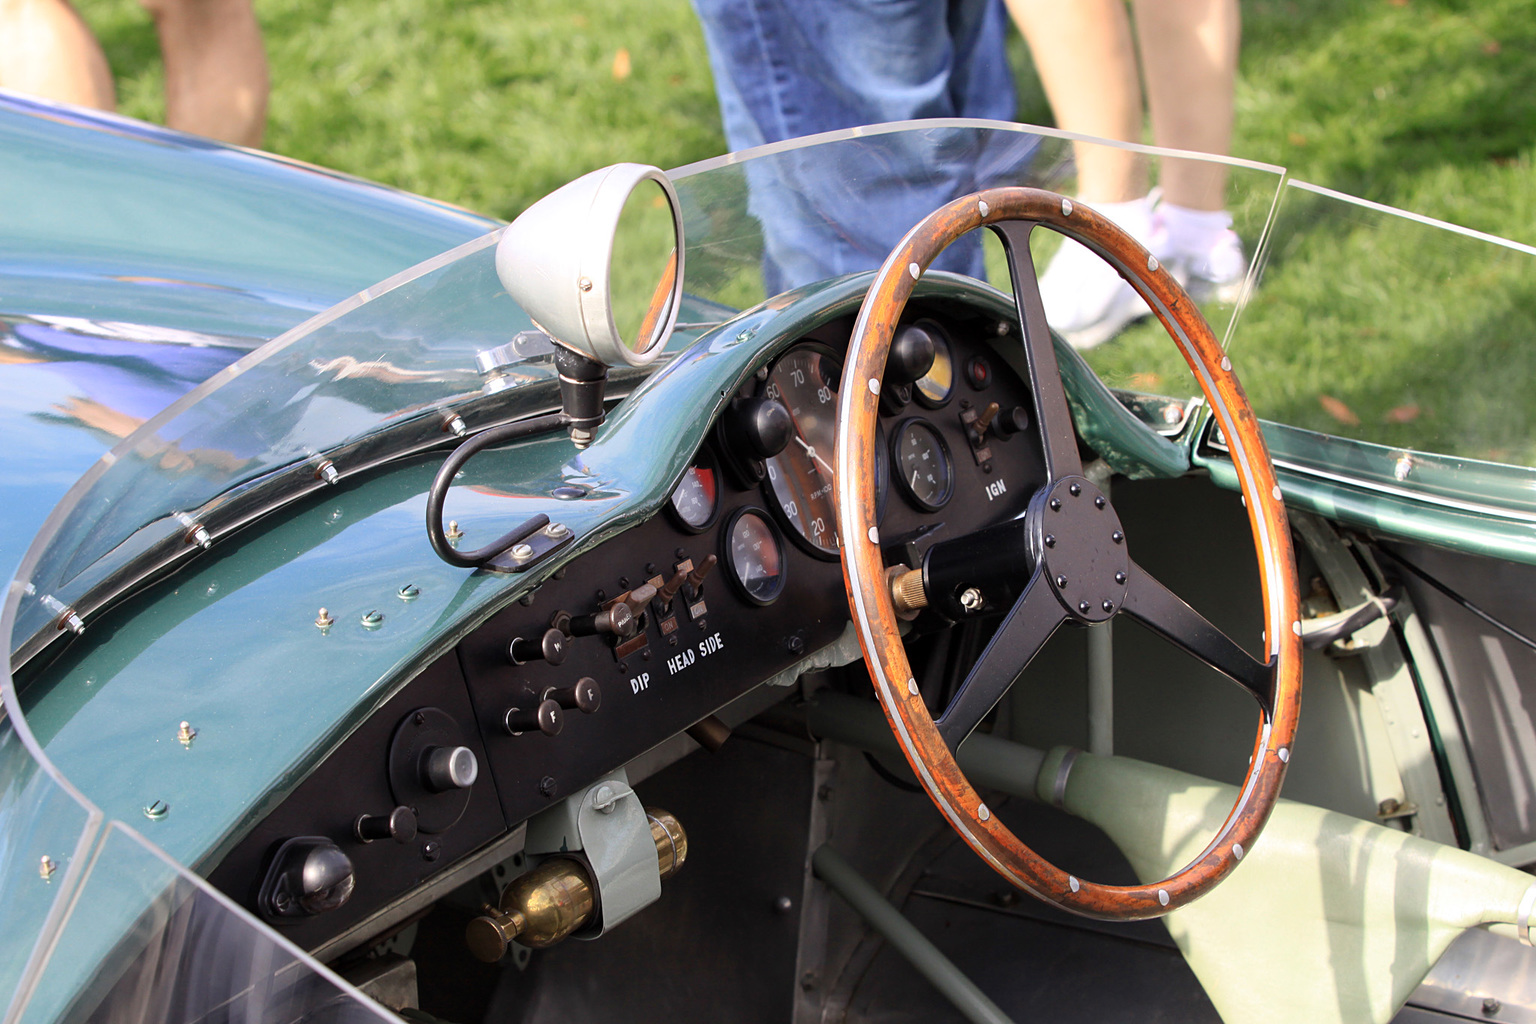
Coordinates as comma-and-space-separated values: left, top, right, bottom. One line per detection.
9, 122, 1286, 660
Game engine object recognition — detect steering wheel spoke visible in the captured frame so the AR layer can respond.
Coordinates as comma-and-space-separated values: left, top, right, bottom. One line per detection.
1119, 559, 1275, 712
991, 220, 1083, 482
936, 572, 1066, 750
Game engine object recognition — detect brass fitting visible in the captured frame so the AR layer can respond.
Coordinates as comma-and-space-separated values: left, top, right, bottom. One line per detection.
465, 806, 688, 963
888, 566, 928, 620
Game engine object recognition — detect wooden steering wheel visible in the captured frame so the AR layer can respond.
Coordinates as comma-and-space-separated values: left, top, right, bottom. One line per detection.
834, 188, 1301, 920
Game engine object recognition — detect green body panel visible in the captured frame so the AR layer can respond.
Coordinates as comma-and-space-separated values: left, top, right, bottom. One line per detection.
18, 271, 1186, 876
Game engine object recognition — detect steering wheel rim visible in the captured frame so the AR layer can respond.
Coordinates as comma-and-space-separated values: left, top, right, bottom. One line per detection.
835, 187, 1301, 921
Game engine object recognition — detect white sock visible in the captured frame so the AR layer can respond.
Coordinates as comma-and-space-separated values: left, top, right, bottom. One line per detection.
1158, 203, 1234, 260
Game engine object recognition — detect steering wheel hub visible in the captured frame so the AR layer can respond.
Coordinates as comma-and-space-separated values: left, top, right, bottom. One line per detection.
1034, 476, 1128, 624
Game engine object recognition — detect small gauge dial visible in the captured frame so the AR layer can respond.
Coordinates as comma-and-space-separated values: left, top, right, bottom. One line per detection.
668, 455, 720, 533
724, 508, 786, 605
763, 345, 842, 559
892, 418, 954, 512
913, 321, 955, 407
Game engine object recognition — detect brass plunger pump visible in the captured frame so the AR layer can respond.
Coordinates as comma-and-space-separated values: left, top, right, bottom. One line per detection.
466, 807, 687, 962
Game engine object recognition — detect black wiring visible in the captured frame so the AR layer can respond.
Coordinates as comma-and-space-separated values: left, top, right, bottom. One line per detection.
1379, 548, 1536, 653
863, 751, 925, 793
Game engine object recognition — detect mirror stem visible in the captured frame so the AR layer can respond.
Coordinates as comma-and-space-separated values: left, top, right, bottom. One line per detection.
554, 346, 608, 449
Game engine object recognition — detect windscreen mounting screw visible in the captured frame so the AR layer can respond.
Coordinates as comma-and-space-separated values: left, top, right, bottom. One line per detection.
360, 609, 385, 630
538, 776, 557, 798
143, 800, 169, 820
398, 584, 421, 601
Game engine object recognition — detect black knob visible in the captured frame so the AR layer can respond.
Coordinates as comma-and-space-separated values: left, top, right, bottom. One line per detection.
509, 627, 569, 666
421, 745, 479, 792
259, 837, 355, 919
887, 324, 937, 386
355, 805, 417, 844
505, 699, 563, 736
545, 677, 601, 714
994, 405, 1031, 438
728, 395, 793, 459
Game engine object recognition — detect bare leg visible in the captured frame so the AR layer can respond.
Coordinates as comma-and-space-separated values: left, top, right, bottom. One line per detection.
140, 0, 268, 147
0, 0, 115, 111
1134, 0, 1239, 211
1007, 0, 1146, 203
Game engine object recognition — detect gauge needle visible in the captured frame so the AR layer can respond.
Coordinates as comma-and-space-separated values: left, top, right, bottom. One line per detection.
796, 436, 834, 476
912, 469, 919, 489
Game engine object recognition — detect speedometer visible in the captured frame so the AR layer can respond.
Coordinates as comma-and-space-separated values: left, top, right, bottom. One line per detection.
763, 344, 842, 559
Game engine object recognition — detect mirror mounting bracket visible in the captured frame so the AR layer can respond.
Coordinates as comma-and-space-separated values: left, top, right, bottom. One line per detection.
554, 346, 608, 450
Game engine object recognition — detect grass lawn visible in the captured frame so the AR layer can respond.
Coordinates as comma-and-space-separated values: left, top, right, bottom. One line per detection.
84, 0, 1536, 466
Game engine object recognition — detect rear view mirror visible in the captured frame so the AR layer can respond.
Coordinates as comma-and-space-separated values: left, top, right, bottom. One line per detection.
496, 163, 684, 369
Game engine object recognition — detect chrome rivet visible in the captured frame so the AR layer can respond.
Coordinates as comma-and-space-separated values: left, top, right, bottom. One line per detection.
1102, 600, 1114, 613
908, 262, 921, 280
868, 378, 881, 395
1044, 534, 1056, 547
1147, 255, 1159, 273
578, 277, 593, 292
1220, 356, 1232, 372
1114, 571, 1127, 585
1272, 485, 1282, 501
314, 607, 334, 630
1069, 875, 1080, 892
39, 855, 57, 882
511, 543, 534, 562
960, 587, 984, 612
143, 800, 169, 821
446, 520, 464, 541
1111, 530, 1124, 544
545, 522, 571, 539
1056, 575, 1069, 589
978, 199, 990, 217
907, 678, 919, 696
978, 803, 990, 822
1050, 498, 1062, 511
1094, 496, 1105, 509
1233, 842, 1244, 861
867, 527, 879, 544
1078, 601, 1090, 614
737, 328, 757, 342
360, 609, 384, 630
1291, 620, 1302, 636
1278, 747, 1290, 763
1062, 198, 1074, 216
398, 584, 421, 601
1158, 888, 1170, 906
1069, 482, 1081, 496
177, 721, 197, 748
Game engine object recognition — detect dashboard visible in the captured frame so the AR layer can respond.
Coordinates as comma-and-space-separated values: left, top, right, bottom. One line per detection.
210, 299, 1048, 953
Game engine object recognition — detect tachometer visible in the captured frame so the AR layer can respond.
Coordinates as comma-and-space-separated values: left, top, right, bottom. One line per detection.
912, 320, 955, 408
763, 344, 842, 559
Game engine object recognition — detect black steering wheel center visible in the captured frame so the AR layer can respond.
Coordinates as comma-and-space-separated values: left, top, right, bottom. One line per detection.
1032, 476, 1129, 624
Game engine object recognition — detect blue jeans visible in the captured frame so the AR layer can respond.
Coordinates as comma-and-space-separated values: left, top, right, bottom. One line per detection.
691, 0, 1018, 292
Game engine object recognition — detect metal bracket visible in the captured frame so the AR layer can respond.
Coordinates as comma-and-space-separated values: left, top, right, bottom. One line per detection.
524, 769, 661, 935
482, 521, 576, 573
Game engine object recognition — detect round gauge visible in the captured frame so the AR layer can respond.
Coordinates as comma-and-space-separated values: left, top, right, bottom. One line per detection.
913, 321, 955, 408
892, 418, 955, 512
762, 344, 842, 560
723, 508, 786, 605
667, 452, 720, 533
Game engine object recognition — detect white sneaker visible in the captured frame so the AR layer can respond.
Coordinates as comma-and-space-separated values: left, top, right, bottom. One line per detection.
1037, 195, 1156, 351
1172, 227, 1247, 304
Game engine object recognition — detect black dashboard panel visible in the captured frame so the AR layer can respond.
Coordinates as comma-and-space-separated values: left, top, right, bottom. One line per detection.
211, 305, 1047, 951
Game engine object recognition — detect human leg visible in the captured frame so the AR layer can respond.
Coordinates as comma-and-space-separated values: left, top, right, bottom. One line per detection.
140, 0, 267, 147
1133, 0, 1239, 212
1007, 0, 1145, 204
0, 0, 114, 111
